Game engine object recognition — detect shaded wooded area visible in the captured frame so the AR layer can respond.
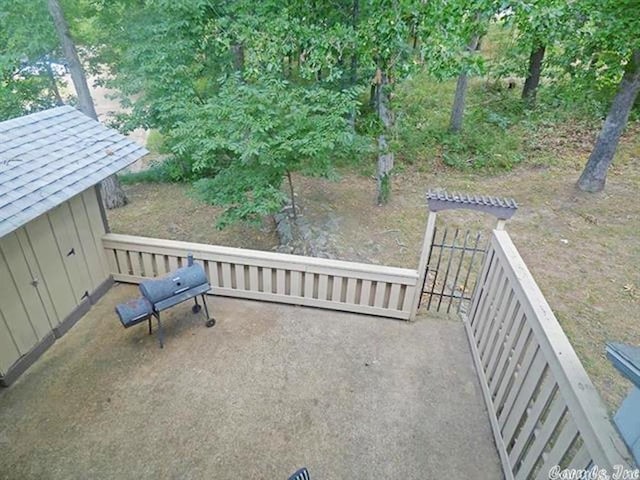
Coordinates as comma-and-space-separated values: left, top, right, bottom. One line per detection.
1, 0, 639, 218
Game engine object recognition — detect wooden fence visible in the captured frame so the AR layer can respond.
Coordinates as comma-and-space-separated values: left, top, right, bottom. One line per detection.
464, 229, 631, 479
102, 233, 419, 320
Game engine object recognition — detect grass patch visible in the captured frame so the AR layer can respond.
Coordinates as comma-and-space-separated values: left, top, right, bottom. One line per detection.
391, 69, 613, 173
146, 129, 166, 154
119, 156, 190, 184
393, 76, 525, 171
119, 166, 170, 185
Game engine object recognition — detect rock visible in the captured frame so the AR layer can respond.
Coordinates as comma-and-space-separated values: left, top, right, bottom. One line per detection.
273, 204, 339, 259
274, 212, 294, 246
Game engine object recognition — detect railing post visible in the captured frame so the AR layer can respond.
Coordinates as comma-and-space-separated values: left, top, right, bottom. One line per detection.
410, 211, 437, 320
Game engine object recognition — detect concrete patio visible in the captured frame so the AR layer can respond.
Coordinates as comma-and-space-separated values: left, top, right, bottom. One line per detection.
0, 283, 501, 479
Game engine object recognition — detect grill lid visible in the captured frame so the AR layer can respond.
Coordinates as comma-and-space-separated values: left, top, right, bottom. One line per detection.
139, 262, 209, 305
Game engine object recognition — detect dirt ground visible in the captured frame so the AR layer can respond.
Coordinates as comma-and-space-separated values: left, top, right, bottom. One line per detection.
108, 183, 278, 249
109, 123, 639, 412
0, 285, 501, 479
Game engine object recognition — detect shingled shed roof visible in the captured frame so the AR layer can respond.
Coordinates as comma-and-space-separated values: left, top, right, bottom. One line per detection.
0, 106, 148, 238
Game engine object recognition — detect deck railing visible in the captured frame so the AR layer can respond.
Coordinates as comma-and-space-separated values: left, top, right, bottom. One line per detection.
102, 233, 419, 320
465, 229, 631, 479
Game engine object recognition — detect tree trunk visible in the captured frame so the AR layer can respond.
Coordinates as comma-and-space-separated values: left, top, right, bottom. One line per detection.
376, 135, 394, 205
577, 50, 640, 193
449, 34, 480, 133
449, 73, 469, 133
350, 0, 359, 87
374, 69, 394, 205
44, 60, 63, 105
286, 170, 297, 220
347, 0, 359, 128
47, 0, 128, 209
100, 175, 129, 209
369, 83, 376, 109
522, 45, 545, 105
47, 0, 96, 119
231, 43, 244, 79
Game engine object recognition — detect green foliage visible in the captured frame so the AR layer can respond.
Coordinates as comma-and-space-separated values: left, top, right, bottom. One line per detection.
416, 0, 494, 80
0, 0, 93, 120
491, 0, 640, 100
4, 0, 638, 222
0, 0, 61, 119
85, 0, 372, 225
0, 70, 58, 120
145, 130, 165, 154
496, 0, 574, 70
394, 74, 526, 170
118, 157, 188, 184
90, 0, 219, 130
173, 78, 361, 226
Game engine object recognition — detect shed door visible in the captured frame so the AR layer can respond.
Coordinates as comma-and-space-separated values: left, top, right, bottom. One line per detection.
47, 203, 93, 304
25, 214, 78, 323
0, 232, 54, 375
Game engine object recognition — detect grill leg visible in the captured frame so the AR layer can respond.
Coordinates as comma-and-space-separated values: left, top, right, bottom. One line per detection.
201, 294, 216, 328
153, 312, 164, 348
192, 296, 202, 314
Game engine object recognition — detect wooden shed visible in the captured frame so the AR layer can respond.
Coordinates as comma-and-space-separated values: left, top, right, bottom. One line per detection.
0, 106, 147, 386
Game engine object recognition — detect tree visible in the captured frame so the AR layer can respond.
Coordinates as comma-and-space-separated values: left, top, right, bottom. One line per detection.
183, 80, 359, 226
47, 0, 128, 208
449, 33, 481, 133
443, 5, 493, 133
47, 0, 96, 119
515, 0, 571, 106
88, 0, 497, 212
0, 0, 66, 119
89, 0, 362, 222
577, 50, 640, 192
357, 1, 417, 204
573, 0, 640, 192
521, 45, 545, 102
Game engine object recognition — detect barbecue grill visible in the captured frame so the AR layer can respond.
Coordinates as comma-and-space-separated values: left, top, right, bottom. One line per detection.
115, 254, 215, 347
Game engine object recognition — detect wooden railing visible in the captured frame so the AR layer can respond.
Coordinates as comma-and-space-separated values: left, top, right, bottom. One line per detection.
102, 233, 419, 320
465, 229, 631, 479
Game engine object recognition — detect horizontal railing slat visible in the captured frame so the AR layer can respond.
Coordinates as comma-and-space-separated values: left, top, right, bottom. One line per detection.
103, 233, 417, 320
103, 234, 417, 284
110, 272, 411, 320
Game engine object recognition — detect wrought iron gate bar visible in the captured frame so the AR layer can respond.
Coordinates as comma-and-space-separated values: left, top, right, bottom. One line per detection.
421, 227, 487, 314
447, 230, 470, 313
436, 228, 460, 311
426, 227, 447, 310
428, 243, 487, 253
418, 224, 436, 310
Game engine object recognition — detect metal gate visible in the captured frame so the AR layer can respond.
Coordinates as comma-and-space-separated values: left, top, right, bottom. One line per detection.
416, 191, 518, 316
419, 227, 487, 314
